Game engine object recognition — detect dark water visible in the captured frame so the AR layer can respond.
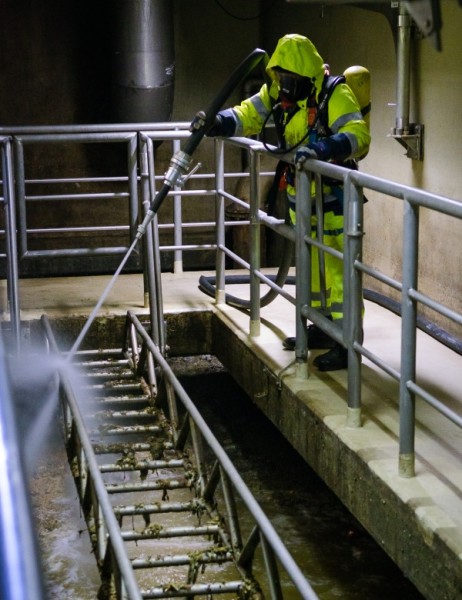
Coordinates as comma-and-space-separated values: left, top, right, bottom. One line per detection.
176, 361, 426, 600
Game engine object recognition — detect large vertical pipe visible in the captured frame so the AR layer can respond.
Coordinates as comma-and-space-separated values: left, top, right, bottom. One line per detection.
112, 0, 175, 123
395, 3, 411, 134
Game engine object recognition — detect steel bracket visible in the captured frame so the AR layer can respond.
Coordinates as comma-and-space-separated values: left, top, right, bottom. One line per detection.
391, 123, 424, 160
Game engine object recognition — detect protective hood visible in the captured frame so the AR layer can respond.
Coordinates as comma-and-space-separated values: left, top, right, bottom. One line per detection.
266, 34, 326, 98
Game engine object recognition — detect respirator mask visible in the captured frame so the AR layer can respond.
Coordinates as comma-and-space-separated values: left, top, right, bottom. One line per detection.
274, 69, 314, 105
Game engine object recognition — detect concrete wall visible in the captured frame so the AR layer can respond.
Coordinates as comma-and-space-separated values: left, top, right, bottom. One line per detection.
0, 0, 460, 334
170, 1, 462, 337
256, 2, 462, 338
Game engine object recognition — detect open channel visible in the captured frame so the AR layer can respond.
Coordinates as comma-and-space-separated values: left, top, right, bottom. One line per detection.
31, 354, 426, 599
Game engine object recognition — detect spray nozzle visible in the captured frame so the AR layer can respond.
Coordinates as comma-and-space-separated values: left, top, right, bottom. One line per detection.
135, 152, 203, 242
136, 209, 154, 240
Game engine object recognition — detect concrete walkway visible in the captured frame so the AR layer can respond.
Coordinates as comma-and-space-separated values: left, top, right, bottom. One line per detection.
2, 270, 461, 599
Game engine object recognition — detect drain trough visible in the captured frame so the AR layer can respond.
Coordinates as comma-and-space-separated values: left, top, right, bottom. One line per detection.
40, 312, 319, 600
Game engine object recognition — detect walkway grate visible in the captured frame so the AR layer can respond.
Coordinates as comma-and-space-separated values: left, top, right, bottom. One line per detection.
65, 347, 261, 600
40, 313, 318, 600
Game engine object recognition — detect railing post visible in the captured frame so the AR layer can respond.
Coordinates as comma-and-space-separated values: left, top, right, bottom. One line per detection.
127, 133, 139, 240
294, 167, 310, 379
214, 138, 226, 304
12, 139, 27, 257
139, 134, 151, 309
172, 136, 184, 274
140, 134, 162, 346
399, 197, 419, 477
344, 173, 364, 427
314, 172, 328, 311
249, 147, 261, 336
1, 138, 21, 353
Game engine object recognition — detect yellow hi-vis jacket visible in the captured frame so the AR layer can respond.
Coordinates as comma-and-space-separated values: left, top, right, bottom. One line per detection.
230, 34, 370, 161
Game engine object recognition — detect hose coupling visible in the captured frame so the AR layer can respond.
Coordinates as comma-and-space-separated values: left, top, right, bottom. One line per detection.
164, 150, 192, 188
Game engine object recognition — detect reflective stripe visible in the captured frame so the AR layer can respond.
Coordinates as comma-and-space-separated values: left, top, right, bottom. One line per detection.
330, 110, 363, 133
230, 110, 244, 137
340, 131, 359, 155
233, 92, 271, 137
248, 94, 271, 121
312, 290, 331, 302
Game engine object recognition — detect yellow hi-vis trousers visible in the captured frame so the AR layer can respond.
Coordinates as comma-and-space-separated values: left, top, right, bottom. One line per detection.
310, 210, 344, 323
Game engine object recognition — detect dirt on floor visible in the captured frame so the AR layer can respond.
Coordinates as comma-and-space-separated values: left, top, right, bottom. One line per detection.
29, 436, 101, 599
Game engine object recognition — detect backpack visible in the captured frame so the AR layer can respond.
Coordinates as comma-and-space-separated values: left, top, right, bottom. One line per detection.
316, 66, 371, 145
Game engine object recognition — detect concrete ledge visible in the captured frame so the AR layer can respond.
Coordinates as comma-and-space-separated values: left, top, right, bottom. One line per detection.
210, 311, 462, 600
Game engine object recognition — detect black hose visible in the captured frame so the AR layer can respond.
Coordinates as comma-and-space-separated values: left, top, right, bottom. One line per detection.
363, 288, 462, 356
149, 48, 268, 217
198, 272, 462, 355
199, 232, 294, 310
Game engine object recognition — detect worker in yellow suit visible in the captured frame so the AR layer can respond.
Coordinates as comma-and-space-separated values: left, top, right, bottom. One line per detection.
192, 34, 370, 370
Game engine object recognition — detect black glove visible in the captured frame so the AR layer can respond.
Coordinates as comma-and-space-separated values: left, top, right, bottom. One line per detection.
189, 111, 225, 137
206, 115, 226, 137
189, 110, 206, 132
296, 134, 353, 164
189, 109, 236, 137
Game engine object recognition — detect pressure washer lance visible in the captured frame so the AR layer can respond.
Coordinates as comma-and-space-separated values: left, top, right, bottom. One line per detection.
136, 150, 199, 240
135, 47, 268, 242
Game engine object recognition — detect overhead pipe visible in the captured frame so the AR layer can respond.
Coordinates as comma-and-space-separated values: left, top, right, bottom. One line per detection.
395, 5, 412, 135
391, 3, 424, 159
112, 0, 175, 123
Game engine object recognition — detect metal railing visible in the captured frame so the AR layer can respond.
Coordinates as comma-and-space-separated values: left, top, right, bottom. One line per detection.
124, 310, 319, 599
38, 311, 320, 599
40, 315, 145, 600
1, 123, 461, 482
212, 136, 462, 479
0, 123, 260, 352
1, 120, 461, 597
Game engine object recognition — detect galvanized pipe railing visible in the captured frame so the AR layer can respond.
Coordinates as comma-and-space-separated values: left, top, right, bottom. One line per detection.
12, 131, 140, 258
293, 156, 462, 476
124, 310, 319, 600
0, 137, 20, 352
213, 135, 462, 479
0, 121, 460, 485
40, 315, 144, 600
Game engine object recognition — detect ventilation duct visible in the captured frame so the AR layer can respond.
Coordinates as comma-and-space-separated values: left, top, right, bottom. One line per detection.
112, 0, 175, 123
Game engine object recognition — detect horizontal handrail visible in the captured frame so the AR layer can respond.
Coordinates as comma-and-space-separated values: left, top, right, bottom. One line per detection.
215, 135, 461, 478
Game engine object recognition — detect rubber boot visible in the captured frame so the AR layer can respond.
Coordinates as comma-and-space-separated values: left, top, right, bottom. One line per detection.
313, 343, 348, 371
283, 321, 335, 351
